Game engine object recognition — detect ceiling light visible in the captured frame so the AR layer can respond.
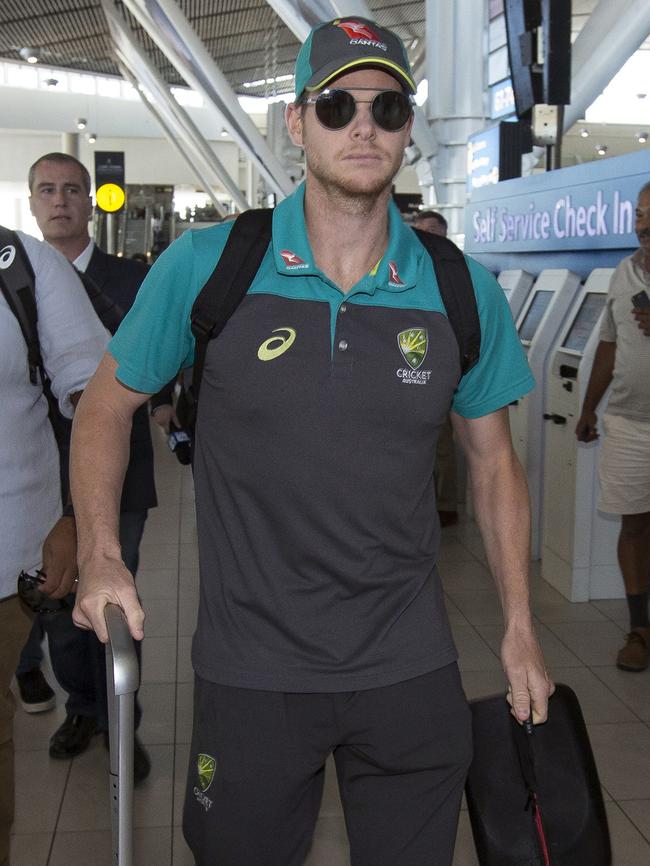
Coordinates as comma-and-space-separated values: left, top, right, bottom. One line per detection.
638, 132, 648, 144
76, 117, 87, 130
220, 128, 228, 137
19, 47, 40, 64
595, 144, 607, 156
579, 128, 589, 138
87, 132, 97, 144
45, 77, 58, 88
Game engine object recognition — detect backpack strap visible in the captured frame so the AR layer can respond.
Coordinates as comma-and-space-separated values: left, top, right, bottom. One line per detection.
190, 209, 273, 413
0, 226, 43, 385
413, 229, 481, 375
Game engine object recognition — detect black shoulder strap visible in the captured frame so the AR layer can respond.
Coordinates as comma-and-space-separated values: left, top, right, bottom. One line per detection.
413, 228, 481, 375
0, 226, 42, 385
76, 267, 124, 335
190, 209, 273, 409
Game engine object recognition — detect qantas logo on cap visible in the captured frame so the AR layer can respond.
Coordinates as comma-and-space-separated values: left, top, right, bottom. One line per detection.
335, 20, 387, 51
280, 249, 309, 270
388, 261, 404, 286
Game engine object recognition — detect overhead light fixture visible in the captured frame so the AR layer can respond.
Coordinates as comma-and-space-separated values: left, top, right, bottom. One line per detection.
595, 144, 607, 156
45, 77, 59, 88
579, 128, 589, 138
638, 131, 648, 144
220, 128, 228, 137
19, 47, 40, 64
76, 117, 87, 130
87, 132, 97, 144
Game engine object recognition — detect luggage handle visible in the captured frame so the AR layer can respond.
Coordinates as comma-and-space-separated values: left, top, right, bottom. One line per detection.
105, 603, 139, 866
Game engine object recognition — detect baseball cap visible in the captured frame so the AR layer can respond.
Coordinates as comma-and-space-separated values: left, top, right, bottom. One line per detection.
294, 18, 416, 99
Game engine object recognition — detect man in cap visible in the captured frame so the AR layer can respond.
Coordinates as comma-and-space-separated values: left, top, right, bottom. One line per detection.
70, 17, 552, 865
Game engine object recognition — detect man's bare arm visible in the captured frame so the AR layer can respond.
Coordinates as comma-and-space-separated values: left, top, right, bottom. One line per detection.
574, 340, 615, 441
70, 352, 151, 642
451, 407, 554, 723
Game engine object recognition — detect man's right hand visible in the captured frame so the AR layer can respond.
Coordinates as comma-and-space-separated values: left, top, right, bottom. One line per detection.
73, 556, 145, 644
151, 403, 179, 434
575, 409, 599, 442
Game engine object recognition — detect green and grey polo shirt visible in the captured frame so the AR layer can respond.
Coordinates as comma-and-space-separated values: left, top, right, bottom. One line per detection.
110, 183, 534, 693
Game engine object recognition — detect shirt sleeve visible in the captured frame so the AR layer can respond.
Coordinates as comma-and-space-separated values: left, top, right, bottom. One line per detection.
108, 225, 232, 394
22, 233, 108, 419
451, 256, 535, 419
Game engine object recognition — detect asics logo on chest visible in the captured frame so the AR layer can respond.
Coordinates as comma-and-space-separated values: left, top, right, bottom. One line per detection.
257, 327, 297, 361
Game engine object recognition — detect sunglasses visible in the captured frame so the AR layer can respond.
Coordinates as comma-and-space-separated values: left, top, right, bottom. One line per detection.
17, 569, 71, 615
301, 88, 413, 132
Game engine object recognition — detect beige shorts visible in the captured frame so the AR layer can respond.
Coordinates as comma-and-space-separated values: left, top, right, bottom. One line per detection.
598, 413, 650, 515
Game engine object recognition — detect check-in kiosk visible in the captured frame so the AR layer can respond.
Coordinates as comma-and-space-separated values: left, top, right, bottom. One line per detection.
541, 269, 623, 600
497, 270, 534, 321
509, 270, 582, 558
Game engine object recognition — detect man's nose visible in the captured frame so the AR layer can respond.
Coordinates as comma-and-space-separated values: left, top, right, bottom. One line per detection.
350, 103, 376, 139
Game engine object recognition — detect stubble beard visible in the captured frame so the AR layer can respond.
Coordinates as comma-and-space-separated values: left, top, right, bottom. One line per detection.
305, 146, 400, 212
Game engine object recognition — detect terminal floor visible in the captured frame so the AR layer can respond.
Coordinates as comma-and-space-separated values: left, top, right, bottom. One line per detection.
10, 429, 650, 866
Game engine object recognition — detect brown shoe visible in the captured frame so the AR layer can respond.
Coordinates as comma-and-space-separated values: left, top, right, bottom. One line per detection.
616, 627, 650, 672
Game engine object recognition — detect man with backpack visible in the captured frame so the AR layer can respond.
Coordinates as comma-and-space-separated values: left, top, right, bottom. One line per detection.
0, 228, 107, 865
70, 17, 553, 865
15, 153, 156, 780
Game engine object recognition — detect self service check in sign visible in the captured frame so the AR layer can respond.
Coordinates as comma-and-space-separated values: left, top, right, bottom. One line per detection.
465, 150, 647, 255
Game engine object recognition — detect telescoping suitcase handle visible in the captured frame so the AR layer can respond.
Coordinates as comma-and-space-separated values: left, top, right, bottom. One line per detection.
105, 604, 140, 866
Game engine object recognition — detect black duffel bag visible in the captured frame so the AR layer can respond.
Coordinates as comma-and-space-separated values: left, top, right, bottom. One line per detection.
465, 683, 611, 866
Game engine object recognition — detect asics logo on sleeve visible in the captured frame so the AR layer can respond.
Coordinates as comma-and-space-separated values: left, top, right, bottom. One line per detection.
0, 245, 16, 269
257, 327, 297, 361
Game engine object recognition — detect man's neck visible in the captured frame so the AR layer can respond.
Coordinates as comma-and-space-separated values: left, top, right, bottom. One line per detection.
46, 234, 91, 264
304, 178, 392, 294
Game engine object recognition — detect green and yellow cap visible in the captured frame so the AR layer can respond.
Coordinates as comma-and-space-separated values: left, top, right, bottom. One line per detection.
294, 18, 416, 99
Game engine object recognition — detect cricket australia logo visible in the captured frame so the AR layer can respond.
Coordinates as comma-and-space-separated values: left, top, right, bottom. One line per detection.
193, 753, 216, 811
396, 328, 432, 385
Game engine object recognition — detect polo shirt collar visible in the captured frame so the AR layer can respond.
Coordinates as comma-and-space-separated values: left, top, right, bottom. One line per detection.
272, 183, 418, 293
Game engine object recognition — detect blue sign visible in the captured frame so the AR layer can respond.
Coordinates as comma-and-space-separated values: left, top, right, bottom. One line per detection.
490, 78, 515, 119
467, 124, 501, 192
465, 150, 648, 254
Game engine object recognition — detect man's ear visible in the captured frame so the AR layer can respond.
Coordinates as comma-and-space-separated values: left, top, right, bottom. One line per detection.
285, 103, 304, 147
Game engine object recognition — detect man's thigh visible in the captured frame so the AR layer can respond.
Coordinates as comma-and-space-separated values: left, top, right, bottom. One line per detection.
119, 510, 148, 577
334, 665, 473, 866
183, 677, 332, 866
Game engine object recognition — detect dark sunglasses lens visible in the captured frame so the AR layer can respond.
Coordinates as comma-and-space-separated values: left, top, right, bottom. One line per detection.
315, 90, 356, 129
372, 91, 411, 131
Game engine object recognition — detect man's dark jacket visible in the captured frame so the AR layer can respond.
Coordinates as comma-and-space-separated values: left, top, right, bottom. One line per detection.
82, 246, 157, 513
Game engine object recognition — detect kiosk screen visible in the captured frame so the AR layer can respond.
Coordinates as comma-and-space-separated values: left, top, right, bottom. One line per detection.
562, 293, 607, 353
518, 290, 553, 343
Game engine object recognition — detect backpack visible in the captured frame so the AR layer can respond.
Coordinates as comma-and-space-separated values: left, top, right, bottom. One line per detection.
184, 208, 481, 431
0, 225, 123, 498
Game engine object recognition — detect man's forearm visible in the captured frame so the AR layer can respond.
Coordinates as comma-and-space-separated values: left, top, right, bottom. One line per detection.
470, 450, 532, 627
581, 341, 615, 413
70, 392, 131, 566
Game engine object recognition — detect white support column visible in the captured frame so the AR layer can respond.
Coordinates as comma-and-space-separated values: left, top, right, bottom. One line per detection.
564, 0, 650, 132
61, 132, 79, 158
121, 0, 295, 199
426, 0, 486, 238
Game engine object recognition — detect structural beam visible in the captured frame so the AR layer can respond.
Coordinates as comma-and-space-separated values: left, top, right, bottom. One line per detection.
121, 0, 295, 199
564, 0, 650, 132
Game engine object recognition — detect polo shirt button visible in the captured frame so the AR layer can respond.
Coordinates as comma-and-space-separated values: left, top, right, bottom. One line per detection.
340, 304, 347, 313
338, 339, 348, 351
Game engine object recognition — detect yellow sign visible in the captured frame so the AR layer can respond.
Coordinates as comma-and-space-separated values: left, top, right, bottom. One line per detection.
96, 182, 125, 212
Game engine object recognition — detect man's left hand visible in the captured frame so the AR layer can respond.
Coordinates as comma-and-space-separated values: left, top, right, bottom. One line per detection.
501, 622, 554, 724
632, 307, 650, 336
40, 515, 78, 599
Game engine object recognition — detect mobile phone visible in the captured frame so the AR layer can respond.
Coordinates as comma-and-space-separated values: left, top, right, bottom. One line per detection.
632, 290, 650, 309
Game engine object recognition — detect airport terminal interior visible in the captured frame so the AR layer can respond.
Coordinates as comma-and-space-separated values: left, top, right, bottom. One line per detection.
2, 0, 650, 864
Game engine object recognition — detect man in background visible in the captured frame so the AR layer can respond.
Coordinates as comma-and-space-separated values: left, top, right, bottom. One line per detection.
412, 209, 459, 527
17, 153, 156, 780
576, 180, 650, 671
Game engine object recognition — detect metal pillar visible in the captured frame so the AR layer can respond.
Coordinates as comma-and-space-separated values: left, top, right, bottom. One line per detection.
61, 132, 79, 158
426, 0, 486, 237
121, 0, 294, 199
564, 0, 650, 132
